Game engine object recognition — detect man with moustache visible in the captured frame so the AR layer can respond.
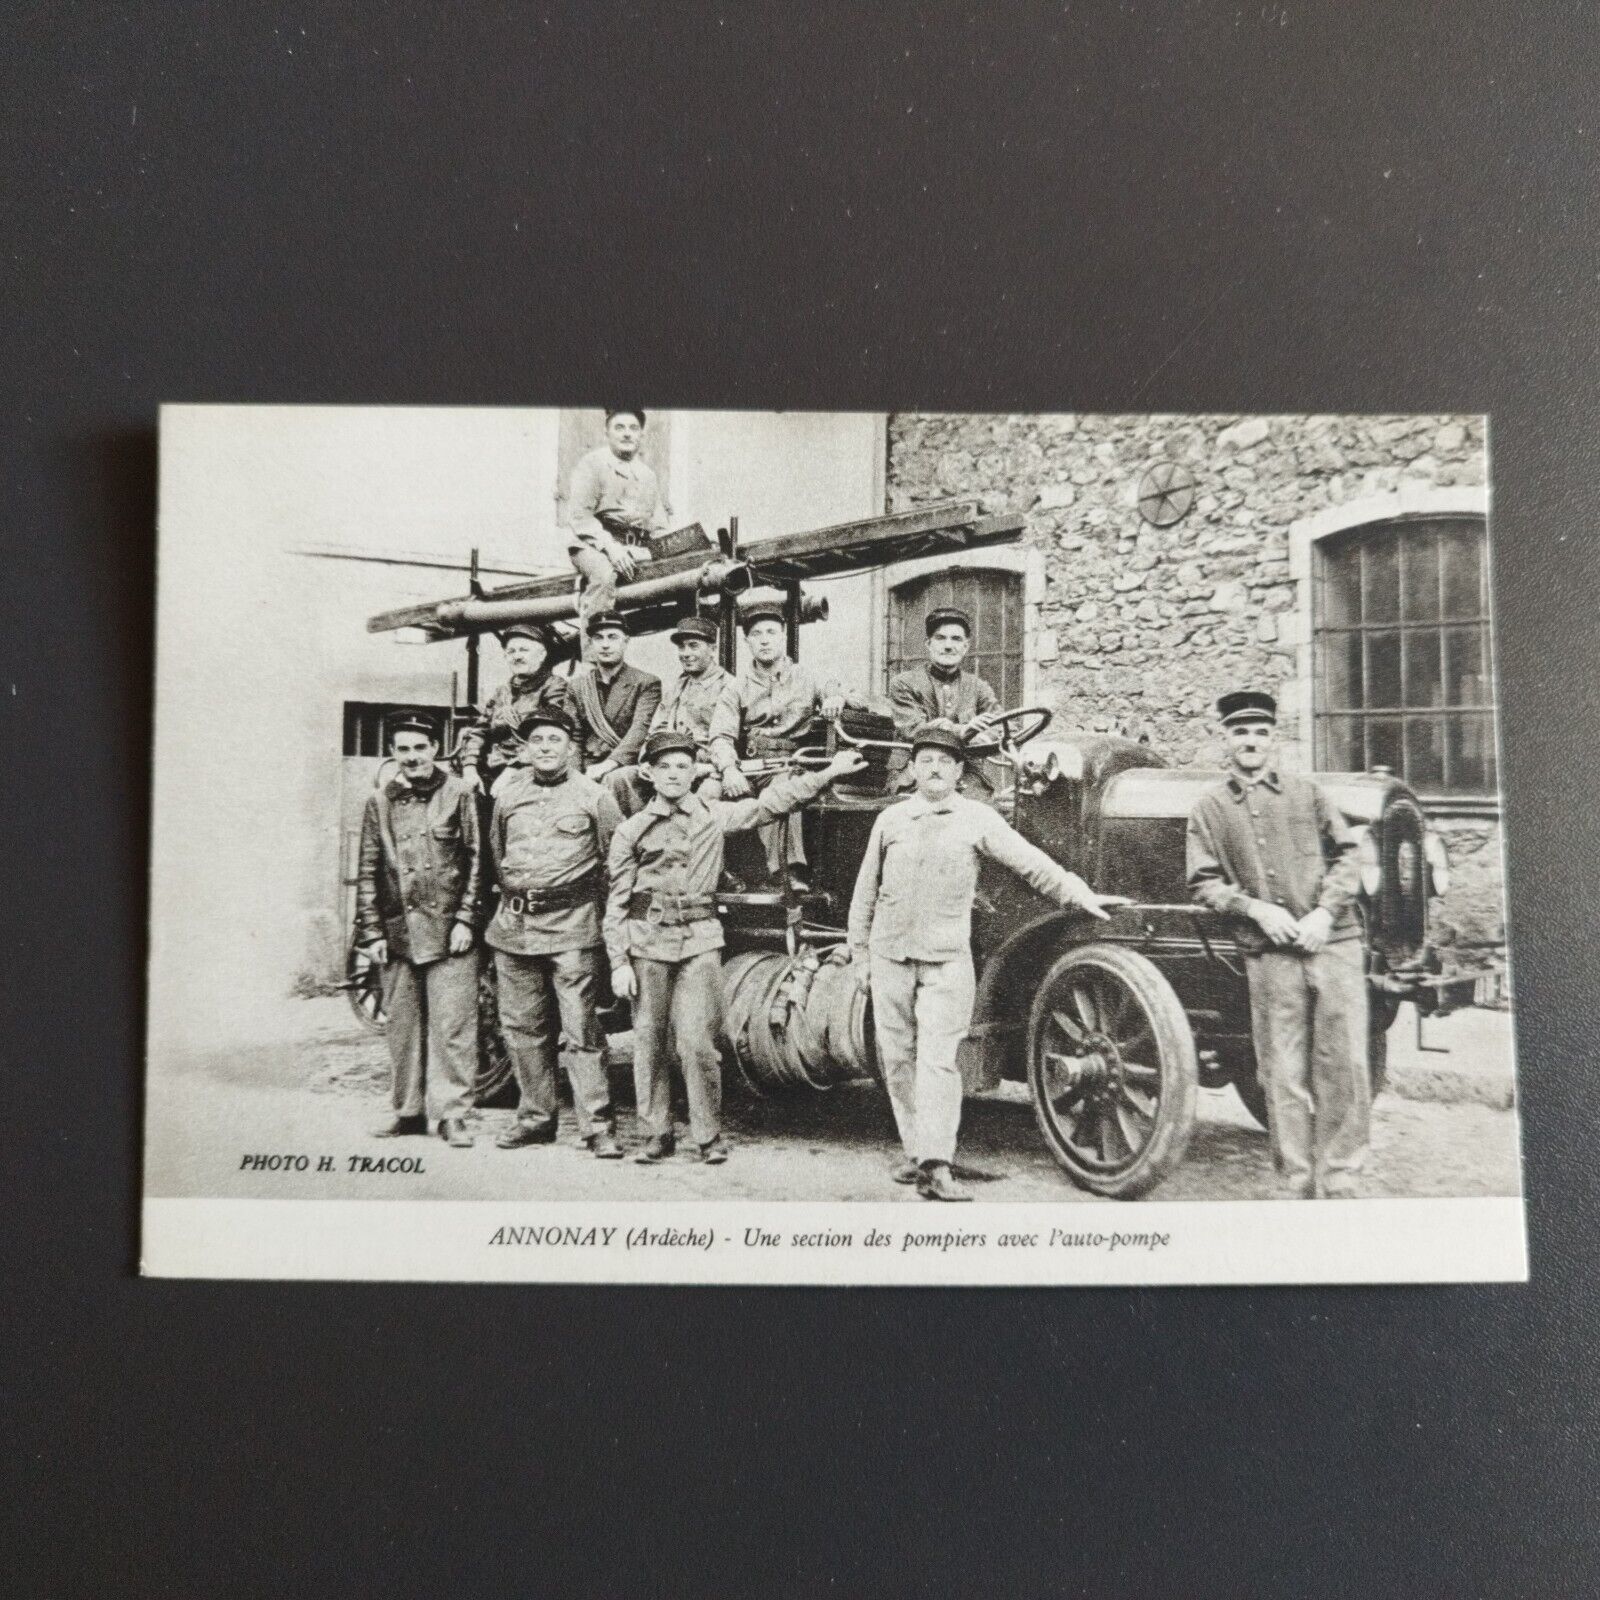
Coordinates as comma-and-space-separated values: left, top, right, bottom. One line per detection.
565, 408, 668, 641
1185, 690, 1368, 1199
848, 720, 1129, 1201
487, 705, 625, 1159
887, 606, 1003, 750
354, 714, 484, 1149
459, 622, 571, 795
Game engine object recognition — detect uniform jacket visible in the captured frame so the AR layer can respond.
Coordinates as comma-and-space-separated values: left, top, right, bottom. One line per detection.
887, 663, 1000, 740
487, 768, 622, 956
459, 669, 570, 778
707, 656, 860, 774
566, 445, 669, 552
566, 660, 662, 768
647, 664, 741, 762
604, 769, 833, 968
848, 791, 1094, 963
1185, 768, 1362, 954
355, 767, 483, 964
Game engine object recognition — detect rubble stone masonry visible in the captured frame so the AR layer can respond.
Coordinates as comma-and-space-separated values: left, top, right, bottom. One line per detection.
886, 413, 1504, 986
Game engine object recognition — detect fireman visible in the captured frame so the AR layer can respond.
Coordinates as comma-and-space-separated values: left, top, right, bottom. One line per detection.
1185, 689, 1368, 1198
847, 719, 1129, 1201
605, 729, 868, 1165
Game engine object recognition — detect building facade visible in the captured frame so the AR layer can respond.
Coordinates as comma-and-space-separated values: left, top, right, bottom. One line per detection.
880, 412, 1502, 983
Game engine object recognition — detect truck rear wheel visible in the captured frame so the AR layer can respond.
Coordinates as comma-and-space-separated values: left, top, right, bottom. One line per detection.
1026, 943, 1198, 1199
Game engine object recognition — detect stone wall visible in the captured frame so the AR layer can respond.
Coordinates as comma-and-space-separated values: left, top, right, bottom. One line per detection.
886, 412, 1505, 987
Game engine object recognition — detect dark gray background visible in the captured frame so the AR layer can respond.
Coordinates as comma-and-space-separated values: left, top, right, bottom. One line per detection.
6, 4, 1596, 1595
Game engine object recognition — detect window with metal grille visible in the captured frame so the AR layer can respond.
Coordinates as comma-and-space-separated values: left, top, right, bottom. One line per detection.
886, 568, 1025, 705
341, 702, 464, 758
1313, 516, 1495, 801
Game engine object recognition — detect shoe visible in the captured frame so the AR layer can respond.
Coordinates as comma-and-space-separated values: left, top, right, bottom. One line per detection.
438, 1118, 474, 1148
587, 1131, 625, 1160
783, 868, 812, 896
916, 1162, 972, 1202
495, 1121, 558, 1150
700, 1139, 728, 1165
890, 1161, 919, 1185
1321, 1179, 1363, 1200
372, 1114, 428, 1139
634, 1135, 675, 1164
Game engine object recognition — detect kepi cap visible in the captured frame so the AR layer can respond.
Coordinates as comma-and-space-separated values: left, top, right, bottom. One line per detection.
925, 606, 974, 637
909, 718, 969, 759
740, 600, 786, 632
585, 611, 629, 637
520, 705, 576, 739
1217, 689, 1278, 727
605, 408, 646, 426
499, 622, 554, 651
642, 728, 697, 762
388, 713, 440, 743
669, 614, 718, 645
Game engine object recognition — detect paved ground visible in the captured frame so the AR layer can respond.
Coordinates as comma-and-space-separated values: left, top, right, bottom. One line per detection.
144, 999, 1523, 1204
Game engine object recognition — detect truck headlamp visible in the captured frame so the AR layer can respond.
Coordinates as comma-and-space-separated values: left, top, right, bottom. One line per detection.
1424, 831, 1450, 897
1353, 826, 1382, 896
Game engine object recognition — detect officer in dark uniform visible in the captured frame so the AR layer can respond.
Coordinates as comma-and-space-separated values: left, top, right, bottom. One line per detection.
354, 713, 484, 1148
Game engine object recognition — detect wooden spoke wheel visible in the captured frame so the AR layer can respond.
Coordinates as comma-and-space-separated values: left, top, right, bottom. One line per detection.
1026, 943, 1198, 1199
345, 942, 387, 1034
473, 957, 518, 1108
1230, 989, 1398, 1129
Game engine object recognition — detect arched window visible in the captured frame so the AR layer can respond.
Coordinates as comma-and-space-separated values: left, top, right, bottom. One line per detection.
1313, 515, 1494, 799
886, 567, 1025, 704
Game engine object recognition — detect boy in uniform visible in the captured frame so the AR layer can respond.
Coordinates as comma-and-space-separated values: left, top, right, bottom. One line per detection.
605, 729, 868, 1164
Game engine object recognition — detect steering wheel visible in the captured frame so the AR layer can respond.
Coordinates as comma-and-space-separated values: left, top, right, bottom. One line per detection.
965, 705, 1053, 758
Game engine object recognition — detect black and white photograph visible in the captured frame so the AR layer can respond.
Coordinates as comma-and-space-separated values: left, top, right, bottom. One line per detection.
141, 405, 1522, 1283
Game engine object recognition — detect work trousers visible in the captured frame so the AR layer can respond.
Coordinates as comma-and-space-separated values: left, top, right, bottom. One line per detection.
381, 951, 479, 1123
632, 950, 724, 1147
869, 952, 976, 1166
494, 946, 612, 1138
1245, 938, 1371, 1197
570, 545, 619, 653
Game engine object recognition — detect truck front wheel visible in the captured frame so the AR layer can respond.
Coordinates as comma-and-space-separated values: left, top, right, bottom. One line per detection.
1026, 943, 1198, 1199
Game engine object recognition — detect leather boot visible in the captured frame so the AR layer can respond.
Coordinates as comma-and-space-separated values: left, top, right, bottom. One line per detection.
587, 1130, 625, 1160
438, 1118, 474, 1149
372, 1114, 428, 1139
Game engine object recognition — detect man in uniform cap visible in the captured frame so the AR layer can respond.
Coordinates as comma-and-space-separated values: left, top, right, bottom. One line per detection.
707, 598, 864, 890
354, 713, 484, 1148
604, 612, 741, 818
459, 622, 571, 794
1186, 689, 1368, 1198
486, 704, 625, 1159
886, 607, 1003, 787
564, 610, 662, 784
605, 728, 869, 1164
565, 408, 668, 644
848, 719, 1129, 1200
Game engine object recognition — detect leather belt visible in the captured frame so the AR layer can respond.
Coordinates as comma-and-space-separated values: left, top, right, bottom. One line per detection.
596, 512, 653, 549
501, 868, 602, 916
627, 890, 716, 925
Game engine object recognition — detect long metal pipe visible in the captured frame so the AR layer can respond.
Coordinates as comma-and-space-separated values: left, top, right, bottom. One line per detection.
437, 557, 756, 630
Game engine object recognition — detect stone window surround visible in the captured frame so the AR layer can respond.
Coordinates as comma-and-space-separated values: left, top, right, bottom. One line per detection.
871, 544, 1049, 702
1286, 484, 1495, 816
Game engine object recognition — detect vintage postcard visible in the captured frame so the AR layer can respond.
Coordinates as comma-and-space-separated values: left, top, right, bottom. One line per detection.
141, 406, 1524, 1283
